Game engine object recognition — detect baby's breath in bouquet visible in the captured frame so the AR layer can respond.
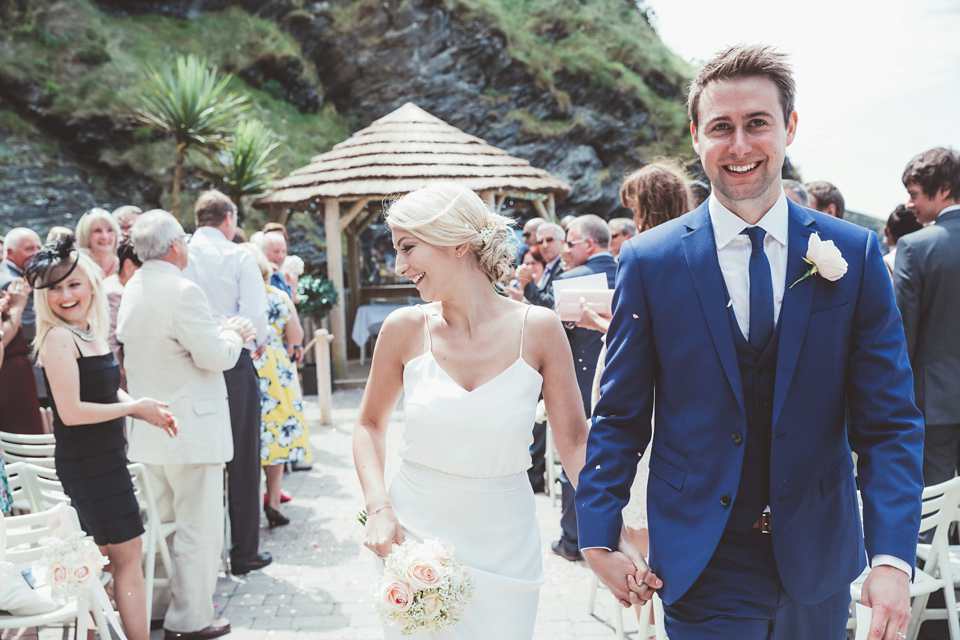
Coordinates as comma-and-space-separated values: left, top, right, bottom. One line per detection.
374, 538, 476, 635
38, 531, 108, 599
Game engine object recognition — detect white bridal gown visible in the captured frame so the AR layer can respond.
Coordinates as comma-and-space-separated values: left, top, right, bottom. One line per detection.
383, 306, 544, 639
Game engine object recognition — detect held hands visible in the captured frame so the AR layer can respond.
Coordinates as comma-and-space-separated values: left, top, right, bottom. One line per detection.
220, 315, 257, 344
132, 398, 178, 437
860, 565, 910, 640
583, 527, 661, 608
363, 504, 405, 559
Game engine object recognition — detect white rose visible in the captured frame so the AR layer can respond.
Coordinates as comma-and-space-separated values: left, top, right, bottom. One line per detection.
425, 538, 454, 563
805, 233, 847, 281
421, 591, 442, 619
405, 551, 443, 590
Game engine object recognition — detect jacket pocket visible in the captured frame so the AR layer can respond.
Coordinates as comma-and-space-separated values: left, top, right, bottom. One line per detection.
820, 453, 855, 495
649, 450, 686, 491
192, 399, 222, 416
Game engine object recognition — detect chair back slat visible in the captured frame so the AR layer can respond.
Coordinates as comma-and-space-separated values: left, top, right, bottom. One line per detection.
17, 463, 70, 513
4, 505, 82, 564
0, 430, 57, 468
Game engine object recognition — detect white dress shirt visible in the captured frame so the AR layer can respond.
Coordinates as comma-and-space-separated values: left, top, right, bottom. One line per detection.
709, 192, 911, 578
181, 227, 269, 350
936, 204, 960, 221
708, 192, 789, 339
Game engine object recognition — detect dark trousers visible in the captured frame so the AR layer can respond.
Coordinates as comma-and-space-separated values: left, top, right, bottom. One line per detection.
663, 528, 849, 640
558, 470, 577, 548
224, 353, 261, 564
527, 419, 547, 492
921, 423, 960, 488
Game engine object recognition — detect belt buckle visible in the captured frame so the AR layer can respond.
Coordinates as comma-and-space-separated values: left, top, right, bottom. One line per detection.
757, 512, 772, 534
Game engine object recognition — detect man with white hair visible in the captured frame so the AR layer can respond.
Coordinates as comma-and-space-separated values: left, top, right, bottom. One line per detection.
112, 205, 143, 236
256, 231, 293, 298
118, 210, 255, 640
0, 227, 42, 338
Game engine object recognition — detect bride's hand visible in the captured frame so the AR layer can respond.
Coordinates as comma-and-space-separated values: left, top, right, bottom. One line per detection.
363, 505, 405, 558
616, 526, 661, 604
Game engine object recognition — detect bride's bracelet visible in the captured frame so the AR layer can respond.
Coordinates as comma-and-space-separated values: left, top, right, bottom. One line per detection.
368, 504, 393, 516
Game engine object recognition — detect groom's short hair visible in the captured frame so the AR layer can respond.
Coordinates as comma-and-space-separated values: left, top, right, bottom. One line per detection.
687, 44, 796, 132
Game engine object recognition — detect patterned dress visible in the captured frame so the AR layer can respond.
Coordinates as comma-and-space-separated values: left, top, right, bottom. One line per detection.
254, 285, 311, 466
0, 457, 13, 514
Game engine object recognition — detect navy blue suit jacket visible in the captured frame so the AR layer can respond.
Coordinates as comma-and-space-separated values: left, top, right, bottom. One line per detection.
557, 254, 617, 415
576, 201, 924, 605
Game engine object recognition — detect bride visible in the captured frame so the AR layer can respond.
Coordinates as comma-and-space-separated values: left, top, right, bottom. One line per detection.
354, 183, 595, 638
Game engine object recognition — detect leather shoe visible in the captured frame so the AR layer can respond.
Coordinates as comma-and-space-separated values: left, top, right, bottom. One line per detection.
231, 552, 272, 575
164, 619, 231, 640
291, 461, 312, 471
551, 540, 582, 562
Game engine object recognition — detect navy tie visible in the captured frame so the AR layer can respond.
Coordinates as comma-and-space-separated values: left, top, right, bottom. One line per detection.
744, 227, 774, 352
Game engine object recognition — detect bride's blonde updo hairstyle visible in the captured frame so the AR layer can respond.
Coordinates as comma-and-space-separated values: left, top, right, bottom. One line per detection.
385, 183, 518, 285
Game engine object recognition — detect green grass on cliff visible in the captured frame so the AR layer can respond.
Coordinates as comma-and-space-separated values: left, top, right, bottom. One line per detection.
0, 1, 349, 214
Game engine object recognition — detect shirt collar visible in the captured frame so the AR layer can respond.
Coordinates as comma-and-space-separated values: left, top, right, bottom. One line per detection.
708, 191, 789, 250
193, 226, 231, 243
937, 204, 960, 220
545, 255, 561, 271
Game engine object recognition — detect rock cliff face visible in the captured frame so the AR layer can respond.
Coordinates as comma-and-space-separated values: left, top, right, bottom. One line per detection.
1, 0, 692, 236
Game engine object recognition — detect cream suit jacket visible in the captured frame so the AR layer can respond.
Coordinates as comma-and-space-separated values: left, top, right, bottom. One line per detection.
116, 260, 243, 465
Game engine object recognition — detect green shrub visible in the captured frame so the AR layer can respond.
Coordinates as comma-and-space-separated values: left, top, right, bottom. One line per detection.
297, 275, 339, 321
77, 43, 111, 65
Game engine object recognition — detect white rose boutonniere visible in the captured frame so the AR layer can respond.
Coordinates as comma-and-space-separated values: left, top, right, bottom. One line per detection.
789, 233, 848, 289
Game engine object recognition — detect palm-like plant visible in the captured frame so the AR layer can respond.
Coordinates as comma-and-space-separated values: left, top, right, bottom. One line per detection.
199, 118, 280, 223
135, 54, 249, 221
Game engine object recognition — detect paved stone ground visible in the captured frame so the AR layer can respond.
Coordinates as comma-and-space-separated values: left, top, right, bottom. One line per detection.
138, 389, 646, 640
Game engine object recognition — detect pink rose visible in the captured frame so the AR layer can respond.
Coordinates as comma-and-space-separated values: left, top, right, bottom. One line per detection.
381, 580, 413, 612
47, 564, 68, 586
405, 552, 443, 589
73, 564, 91, 583
426, 538, 454, 563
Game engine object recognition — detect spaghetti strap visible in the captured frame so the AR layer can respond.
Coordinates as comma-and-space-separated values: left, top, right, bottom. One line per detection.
72, 338, 83, 357
518, 305, 532, 358
416, 305, 433, 353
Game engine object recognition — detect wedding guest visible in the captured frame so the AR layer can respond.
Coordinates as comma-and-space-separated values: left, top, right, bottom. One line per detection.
104, 238, 143, 382
76, 208, 121, 277
804, 180, 845, 219
518, 223, 564, 309
29, 241, 177, 640
280, 256, 304, 305
46, 226, 74, 245
119, 210, 251, 640
607, 218, 636, 258
782, 179, 809, 207
256, 231, 293, 298
354, 182, 589, 638
559, 214, 577, 231
882, 204, 921, 278
519, 217, 544, 263
688, 179, 711, 208
579, 45, 922, 639
112, 205, 143, 237
182, 189, 272, 576
506, 246, 546, 303
621, 162, 690, 234
242, 243, 310, 527
551, 215, 616, 563
894, 147, 960, 490
0, 228, 44, 434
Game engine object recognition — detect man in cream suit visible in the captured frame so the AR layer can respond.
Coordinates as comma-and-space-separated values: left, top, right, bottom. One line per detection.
118, 210, 255, 640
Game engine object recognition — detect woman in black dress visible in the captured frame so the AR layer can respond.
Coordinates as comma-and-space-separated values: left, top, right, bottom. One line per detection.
28, 240, 177, 640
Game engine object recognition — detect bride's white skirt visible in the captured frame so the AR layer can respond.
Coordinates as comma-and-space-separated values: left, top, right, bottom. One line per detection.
381, 461, 544, 639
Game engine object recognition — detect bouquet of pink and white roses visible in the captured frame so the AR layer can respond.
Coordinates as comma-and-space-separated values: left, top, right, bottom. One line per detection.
374, 538, 476, 635
38, 530, 108, 599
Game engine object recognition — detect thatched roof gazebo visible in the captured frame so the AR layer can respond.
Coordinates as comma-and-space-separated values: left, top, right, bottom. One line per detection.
254, 102, 571, 379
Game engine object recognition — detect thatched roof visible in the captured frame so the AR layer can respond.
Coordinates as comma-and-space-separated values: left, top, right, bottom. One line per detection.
253, 103, 571, 208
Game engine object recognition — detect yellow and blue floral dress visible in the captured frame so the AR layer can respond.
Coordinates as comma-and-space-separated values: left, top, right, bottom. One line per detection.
254, 285, 311, 466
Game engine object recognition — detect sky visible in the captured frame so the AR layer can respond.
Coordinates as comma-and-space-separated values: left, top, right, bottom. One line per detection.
641, 0, 960, 219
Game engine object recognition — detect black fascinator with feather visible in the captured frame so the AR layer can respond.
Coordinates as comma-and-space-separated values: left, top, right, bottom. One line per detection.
25, 234, 80, 290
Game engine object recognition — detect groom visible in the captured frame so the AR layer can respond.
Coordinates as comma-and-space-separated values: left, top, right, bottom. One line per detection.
576, 44, 924, 639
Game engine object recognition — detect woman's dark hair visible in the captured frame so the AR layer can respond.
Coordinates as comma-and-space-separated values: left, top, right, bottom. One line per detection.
117, 238, 143, 272
885, 204, 923, 244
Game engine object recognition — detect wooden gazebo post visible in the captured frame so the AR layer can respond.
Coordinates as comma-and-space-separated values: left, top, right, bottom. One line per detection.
324, 197, 347, 379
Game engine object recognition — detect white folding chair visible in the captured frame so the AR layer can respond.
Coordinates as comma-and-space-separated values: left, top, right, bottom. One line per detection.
586, 571, 667, 639
849, 477, 960, 639
0, 505, 112, 639
0, 431, 56, 468
3, 461, 32, 515
126, 462, 176, 625
16, 463, 70, 513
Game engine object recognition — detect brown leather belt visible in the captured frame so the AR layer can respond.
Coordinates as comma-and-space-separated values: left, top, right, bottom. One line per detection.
752, 512, 772, 533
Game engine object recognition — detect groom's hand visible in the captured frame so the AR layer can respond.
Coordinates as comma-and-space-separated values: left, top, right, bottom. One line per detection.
860, 565, 910, 640
583, 547, 662, 608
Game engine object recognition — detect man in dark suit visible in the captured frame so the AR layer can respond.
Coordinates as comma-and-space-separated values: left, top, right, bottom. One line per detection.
518, 222, 564, 309
576, 45, 923, 639
551, 214, 617, 561
894, 147, 960, 488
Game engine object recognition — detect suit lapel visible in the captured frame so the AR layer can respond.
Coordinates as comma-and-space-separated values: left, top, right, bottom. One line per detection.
681, 205, 745, 416
772, 202, 818, 427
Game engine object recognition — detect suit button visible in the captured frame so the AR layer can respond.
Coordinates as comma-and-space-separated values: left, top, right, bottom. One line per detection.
720, 493, 731, 507
761, 399, 771, 408
732, 432, 743, 444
